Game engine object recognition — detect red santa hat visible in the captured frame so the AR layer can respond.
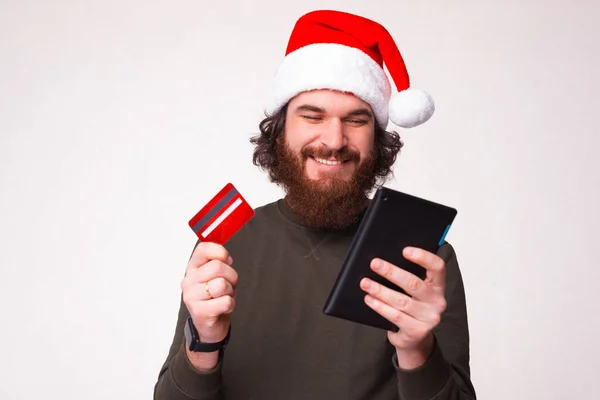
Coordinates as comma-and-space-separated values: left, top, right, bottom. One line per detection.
266, 10, 435, 129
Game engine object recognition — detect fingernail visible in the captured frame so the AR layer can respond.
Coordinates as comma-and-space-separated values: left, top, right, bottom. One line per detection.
362, 279, 371, 289
404, 247, 414, 257
227, 256, 233, 265
372, 260, 382, 270
365, 295, 374, 305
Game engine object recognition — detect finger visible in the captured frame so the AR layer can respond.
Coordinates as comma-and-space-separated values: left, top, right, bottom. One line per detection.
182, 260, 239, 289
183, 278, 235, 302
192, 295, 236, 318
360, 278, 441, 322
403, 247, 446, 289
205, 277, 235, 299
364, 294, 416, 330
370, 258, 434, 301
186, 242, 233, 274
364, 295, 433, 344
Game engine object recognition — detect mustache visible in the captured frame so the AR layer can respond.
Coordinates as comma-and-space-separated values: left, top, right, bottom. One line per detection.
300, 146, 361, 163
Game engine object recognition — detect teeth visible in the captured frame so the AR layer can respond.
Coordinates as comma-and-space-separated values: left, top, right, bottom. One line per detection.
314, 157, 342, 166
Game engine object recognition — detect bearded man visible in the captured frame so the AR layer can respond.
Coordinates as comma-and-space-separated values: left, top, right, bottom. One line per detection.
154, 9, 476, 400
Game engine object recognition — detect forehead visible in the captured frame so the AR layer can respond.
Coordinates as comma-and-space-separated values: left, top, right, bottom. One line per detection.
289, 89, 372, 112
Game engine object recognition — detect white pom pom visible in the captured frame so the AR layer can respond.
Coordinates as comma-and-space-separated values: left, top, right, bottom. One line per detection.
388, 87, 435, 128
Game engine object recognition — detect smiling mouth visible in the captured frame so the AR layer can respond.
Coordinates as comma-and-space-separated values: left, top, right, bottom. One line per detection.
312, 157, 346, 166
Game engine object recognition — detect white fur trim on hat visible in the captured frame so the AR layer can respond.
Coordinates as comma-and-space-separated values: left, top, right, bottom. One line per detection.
389, 87, 435, 128
266, 43, 392, 128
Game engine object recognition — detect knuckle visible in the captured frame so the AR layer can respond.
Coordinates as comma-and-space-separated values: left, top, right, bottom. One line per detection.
210, 259, 225, 272
197, 242, 229, 262
214, 251, 226, 263
223, 296, 235, 312
213, 244, 228, 261
231, 270, 239, 286
216, 260, 227, 274
197, 241, 210, 254
438, 298, 447, 313
215, 277, 228, 292
398, 296, 409, 310
227, 295, 236, 308
409, 278, 422, 290
204, 260, 220, 277
430, 314, 441, 326
370, 281, 381, 294
392, 310, 403, 325
435, 258, 445, 271
367, 295, 379, 310
380, 261, 391, 275
221, 248, 231, 262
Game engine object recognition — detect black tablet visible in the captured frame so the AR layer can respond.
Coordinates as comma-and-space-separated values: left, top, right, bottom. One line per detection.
323, 186, 458, 331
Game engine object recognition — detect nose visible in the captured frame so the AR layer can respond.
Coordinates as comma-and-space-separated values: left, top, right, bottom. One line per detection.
319, 119, 347, 150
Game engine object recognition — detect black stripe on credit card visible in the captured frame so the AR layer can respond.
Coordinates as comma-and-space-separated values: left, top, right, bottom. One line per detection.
192, 186, 239, 233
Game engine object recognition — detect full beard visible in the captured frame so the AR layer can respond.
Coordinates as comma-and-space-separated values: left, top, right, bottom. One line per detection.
271, 138, 379, 230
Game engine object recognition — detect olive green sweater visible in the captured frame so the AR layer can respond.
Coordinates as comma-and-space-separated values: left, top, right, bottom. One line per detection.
154, 199, 476, 400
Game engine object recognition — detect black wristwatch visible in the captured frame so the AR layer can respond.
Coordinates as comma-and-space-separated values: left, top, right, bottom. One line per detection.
184, 317, 231, 353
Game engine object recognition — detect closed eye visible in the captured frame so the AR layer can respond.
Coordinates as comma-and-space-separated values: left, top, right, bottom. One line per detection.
347, 119, 368, 125
302, 115, 322, 121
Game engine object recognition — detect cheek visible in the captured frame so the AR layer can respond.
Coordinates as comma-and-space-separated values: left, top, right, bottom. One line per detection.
350, 134, 375, 159
285, 118, 319, 152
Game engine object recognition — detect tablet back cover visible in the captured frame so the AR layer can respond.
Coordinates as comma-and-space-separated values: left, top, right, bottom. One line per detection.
323, 186, 457, 331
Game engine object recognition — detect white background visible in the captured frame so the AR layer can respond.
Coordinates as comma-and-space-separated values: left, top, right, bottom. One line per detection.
1, 0, 599, 399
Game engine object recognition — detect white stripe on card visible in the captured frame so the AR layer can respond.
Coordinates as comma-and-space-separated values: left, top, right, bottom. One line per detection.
202, 197, 243, 238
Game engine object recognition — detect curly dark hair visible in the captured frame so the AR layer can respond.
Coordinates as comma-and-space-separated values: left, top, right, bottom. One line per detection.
250, 102, 404, 185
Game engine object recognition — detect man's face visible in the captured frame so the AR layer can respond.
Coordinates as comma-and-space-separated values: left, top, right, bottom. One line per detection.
272, 89, 380, 230
284, 89, 376, 184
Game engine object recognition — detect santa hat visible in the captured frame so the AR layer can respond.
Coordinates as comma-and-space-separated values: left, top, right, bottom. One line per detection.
266, 10, 435, 129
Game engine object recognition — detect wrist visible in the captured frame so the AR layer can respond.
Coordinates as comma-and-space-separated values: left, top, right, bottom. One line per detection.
184, 317, 231, 353
394, 333, 435, 370
192, 318, 231, 344
185, 347, 221, 372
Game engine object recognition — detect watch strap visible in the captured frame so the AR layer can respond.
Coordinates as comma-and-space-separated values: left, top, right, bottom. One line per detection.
184, 317, 231, 353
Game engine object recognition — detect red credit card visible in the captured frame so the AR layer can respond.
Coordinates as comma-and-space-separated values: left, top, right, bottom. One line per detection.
188, 183, 255, 245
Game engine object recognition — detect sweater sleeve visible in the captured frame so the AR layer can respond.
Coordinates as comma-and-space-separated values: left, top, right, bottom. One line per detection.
153, 295, 225, 400
393, 242, 477, 400
154, 240, 225, 400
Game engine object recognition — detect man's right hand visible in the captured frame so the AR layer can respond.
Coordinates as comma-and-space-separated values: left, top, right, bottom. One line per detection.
181, 242, 238, 370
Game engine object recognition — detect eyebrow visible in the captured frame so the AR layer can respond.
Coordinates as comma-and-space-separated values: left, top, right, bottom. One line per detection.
295, 104, 326, 114
346, 108, 373, 119
294, 104, 373, 119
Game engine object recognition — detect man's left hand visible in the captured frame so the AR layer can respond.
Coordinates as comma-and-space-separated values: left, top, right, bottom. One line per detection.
360, 246, 447, 369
